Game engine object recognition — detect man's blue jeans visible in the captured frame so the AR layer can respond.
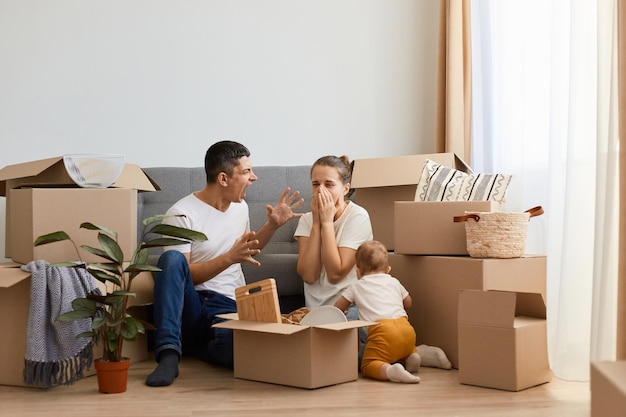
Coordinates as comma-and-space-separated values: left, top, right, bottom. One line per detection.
152, 250, 236, 368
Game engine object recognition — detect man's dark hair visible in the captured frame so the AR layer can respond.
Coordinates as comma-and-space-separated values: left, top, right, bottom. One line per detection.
204, 141, 251, 184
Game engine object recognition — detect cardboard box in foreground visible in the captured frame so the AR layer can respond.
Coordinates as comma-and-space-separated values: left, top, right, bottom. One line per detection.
214, 313, 376, 389
351, 153, 470, 250
394, 201, 500, 255
591, 361, 626, 417
388, 254, 546, 369
457, 289, 552, 391
0, 262, 149, 388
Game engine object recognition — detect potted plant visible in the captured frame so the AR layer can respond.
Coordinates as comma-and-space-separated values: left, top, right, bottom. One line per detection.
33, 215, 207, 393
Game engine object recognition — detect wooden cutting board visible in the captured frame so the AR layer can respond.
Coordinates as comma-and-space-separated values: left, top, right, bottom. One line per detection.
235, 278, 282, 323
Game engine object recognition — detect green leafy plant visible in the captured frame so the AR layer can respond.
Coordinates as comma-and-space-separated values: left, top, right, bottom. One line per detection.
34, 215, 207, 363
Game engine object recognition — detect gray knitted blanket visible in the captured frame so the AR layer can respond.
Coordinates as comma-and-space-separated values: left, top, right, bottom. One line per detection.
22, 260, 100, 388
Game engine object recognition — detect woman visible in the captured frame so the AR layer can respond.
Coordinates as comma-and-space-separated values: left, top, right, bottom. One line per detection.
294, 155, 373, 317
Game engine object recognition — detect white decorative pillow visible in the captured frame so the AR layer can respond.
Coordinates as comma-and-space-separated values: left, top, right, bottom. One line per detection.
415, 159, 512, 202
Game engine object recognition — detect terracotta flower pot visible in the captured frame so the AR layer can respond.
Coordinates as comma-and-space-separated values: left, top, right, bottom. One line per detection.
94, 358, 130, 394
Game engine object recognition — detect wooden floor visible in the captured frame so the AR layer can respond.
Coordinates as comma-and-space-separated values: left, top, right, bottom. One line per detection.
0, 357, 590, 417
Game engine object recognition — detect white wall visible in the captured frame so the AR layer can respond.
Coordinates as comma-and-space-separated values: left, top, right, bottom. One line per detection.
0, 0, 440, 260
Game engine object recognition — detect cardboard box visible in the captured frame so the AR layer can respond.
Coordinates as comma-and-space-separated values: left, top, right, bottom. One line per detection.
388, 253, 546, 368
457, 289, 552, 391
0, 156, 159, 194
214, 313, 376, 389
0, 156, 159, 264
351, 153, 471, 250
394, 201, 500, 255
591, 361, 626, 417
0, 262, 149, 387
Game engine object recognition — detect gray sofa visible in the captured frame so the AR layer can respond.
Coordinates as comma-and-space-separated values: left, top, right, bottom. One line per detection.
137, 166, 312, 313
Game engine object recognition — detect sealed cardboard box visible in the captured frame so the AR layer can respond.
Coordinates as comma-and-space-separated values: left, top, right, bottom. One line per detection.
0, 262, 149, 387
214, 313, 376, 389
351, 153, 470, 249
388, 253, 546, 368
394, 201, 500, 255
591, 361, 626, 417
457, 289, 552, 391
0, 156, 159, 264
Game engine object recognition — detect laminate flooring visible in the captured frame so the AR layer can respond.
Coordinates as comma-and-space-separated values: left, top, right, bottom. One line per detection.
0, 357, 590, 417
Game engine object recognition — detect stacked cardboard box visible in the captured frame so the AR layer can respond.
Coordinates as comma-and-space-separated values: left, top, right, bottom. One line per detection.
458, 289, 551, 391
0, 156, 159, 264
0, 157, 160, 387
351, 153, 471, 251
351, 153, 551, 390
387, 254, 547, 371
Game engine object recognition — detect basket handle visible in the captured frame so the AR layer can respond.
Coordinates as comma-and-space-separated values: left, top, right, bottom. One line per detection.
453, 205, 544, 223
525, 206, 544, 218
453, 213, 481, 223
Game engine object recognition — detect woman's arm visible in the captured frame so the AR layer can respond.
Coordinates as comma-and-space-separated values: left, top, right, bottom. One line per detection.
321, 237, 357, 285
296, 232, 323, 284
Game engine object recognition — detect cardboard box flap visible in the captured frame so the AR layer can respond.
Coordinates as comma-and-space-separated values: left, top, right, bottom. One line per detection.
514, 292, 546, 319
458, 290, 546, 328
0, 157, 160, 195
215, 313, 377, 333
213, 319, 310, 335
351, 153, 471, 189
458, 290, 516, 327
0, 263, 31, 288
0, 157, 65, 182
0, 157, 70, 195
111, 164, 161, 192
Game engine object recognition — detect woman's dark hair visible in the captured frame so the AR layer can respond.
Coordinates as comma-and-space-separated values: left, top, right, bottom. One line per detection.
311, 155, 354, 197
204, 141, 251, 184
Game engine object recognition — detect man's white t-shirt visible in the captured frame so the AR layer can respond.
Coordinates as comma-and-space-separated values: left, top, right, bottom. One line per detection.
340, 273, 409, 322
163, 193, 249, 300
294, 201, 373, 308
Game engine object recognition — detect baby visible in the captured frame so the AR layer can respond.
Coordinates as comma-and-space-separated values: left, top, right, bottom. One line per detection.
334, 240, 450, 383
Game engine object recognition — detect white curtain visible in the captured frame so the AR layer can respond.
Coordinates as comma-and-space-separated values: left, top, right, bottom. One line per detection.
471, 0, 619, 381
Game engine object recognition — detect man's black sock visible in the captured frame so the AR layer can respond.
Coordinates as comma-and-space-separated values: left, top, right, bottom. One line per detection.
145, 350, 180, 387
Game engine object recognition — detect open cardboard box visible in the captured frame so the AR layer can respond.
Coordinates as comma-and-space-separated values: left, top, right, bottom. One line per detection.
0, 262, 150, 388
351, 153, 471, 250
388, 253, 546, 369
591, 361, 626, 417
457, 289, 552, 391
0, 156, 160, 264
214, 312, 377, 389
394, 200, 501, 255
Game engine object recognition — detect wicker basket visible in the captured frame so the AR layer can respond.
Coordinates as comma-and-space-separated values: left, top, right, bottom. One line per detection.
453, 206, 544, 258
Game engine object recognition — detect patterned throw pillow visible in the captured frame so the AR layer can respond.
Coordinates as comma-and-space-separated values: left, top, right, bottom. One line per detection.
415, 159, 512, 202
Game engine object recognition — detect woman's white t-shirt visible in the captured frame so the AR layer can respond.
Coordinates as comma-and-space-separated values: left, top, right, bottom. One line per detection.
163, 193, 249, 300
294, 201, 373, 308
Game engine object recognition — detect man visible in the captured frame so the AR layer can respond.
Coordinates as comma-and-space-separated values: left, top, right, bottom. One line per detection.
146, 141, 303, 387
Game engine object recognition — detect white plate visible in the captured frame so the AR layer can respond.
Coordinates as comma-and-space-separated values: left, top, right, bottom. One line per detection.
300, 305, 347, 326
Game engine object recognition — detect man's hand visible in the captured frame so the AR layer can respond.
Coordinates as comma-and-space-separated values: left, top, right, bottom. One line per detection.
230, 231, 261, 266
265, 187, 304, 227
